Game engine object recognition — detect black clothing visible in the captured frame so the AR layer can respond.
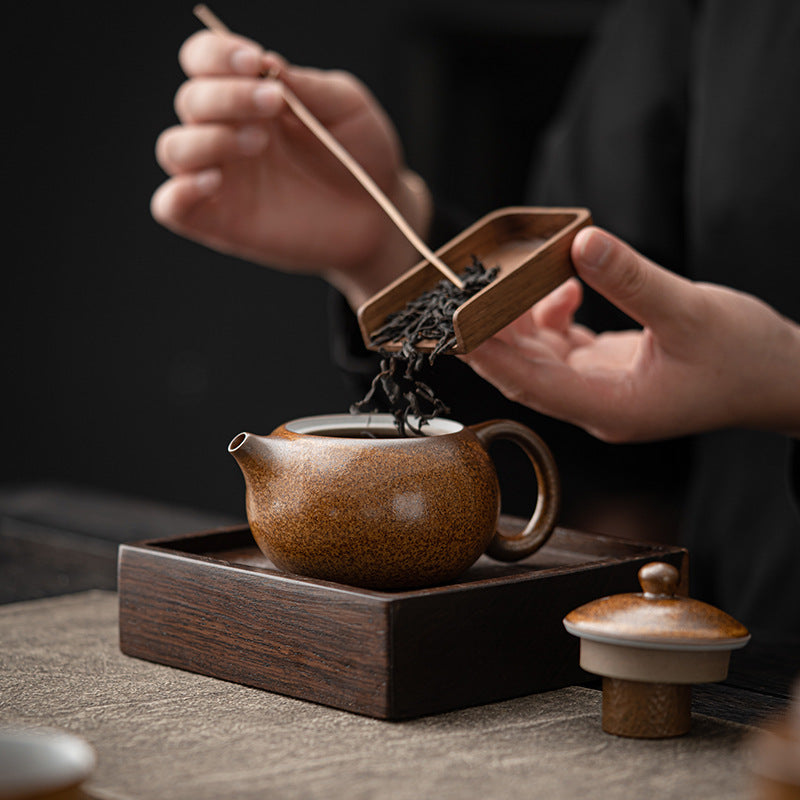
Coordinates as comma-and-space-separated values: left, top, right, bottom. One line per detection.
530, 0, 800, 639
332, 0, 800, 639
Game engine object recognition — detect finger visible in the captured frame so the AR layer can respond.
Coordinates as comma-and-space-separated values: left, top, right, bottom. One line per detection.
491, 307, 537, 343
465, 338, 608, 425
491, 278, 589, 350
179, 30, 272, 77
183, 29, 367, 124
464, 338, 636, 441
566, 324, 596, 349
490, 311, 593, 367
175, 76, 285, 124
531, 277, 582, 332
150, 171, 222, 232
512, 327, 585, 362
566, 330, 642, 371
571, 227, 701, 341
156, 124, 269, 174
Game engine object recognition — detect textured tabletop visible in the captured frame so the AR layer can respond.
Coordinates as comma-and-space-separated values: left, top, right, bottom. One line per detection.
0, 591, 758, 800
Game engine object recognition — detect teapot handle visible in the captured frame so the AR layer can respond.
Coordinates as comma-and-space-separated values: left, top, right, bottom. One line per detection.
470, 419, 561, 561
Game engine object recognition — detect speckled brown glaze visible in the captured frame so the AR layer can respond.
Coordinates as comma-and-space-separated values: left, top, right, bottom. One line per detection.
563, 561, 750, 739
565, 561, 750, 648
228, 414, 560, 590
602, 678, 691, 738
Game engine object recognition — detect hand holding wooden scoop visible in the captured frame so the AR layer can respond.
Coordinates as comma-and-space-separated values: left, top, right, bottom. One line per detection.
195, 5, 591, 354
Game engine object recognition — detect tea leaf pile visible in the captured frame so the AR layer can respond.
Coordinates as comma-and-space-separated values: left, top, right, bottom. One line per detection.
351, 256, 497, 435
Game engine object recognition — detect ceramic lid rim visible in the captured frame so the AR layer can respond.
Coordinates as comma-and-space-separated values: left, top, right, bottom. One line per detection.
562, 620, 751, 651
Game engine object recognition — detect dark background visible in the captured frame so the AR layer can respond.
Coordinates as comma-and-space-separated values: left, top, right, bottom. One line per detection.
5, 0, 607, 518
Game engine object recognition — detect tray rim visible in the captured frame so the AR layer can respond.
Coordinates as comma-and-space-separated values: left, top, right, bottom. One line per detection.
118, 523, 687, 603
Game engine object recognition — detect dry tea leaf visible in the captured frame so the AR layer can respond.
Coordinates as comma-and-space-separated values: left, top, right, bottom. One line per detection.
351, 257, 497, 435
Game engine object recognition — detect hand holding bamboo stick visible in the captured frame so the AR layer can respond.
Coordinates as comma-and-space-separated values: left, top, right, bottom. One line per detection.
193, 4, 464, 289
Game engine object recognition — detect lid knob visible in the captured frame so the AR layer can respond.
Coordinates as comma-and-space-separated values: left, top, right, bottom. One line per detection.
638, 561, 679, 598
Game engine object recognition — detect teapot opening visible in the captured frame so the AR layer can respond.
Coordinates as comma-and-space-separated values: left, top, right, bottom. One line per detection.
285, 414, 463, 439
228, 432, 248, 453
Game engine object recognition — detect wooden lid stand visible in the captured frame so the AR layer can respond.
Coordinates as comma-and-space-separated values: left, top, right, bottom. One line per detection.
564, 561, 750, 738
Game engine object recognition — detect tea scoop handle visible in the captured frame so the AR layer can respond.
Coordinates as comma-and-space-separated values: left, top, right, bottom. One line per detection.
470, 420, 561, 561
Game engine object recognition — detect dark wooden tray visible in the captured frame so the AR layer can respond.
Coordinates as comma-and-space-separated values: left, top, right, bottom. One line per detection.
118, 524, 687, 720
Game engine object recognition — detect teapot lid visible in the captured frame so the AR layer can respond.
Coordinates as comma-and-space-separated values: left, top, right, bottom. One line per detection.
563, 562, 750, 651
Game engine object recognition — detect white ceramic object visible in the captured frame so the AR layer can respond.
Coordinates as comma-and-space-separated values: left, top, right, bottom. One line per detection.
0, 727, 95, 800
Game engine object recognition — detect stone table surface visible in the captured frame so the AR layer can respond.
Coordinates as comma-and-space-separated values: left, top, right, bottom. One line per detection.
0, 591, 761, 800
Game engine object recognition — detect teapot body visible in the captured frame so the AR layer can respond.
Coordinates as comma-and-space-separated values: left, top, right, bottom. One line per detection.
229, 414, 500, 589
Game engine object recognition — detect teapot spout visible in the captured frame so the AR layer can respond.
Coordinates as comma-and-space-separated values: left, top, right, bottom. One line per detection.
228, 431, 273, 484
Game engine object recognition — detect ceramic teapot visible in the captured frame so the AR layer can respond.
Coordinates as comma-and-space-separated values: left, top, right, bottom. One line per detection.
229, 413, 560, 590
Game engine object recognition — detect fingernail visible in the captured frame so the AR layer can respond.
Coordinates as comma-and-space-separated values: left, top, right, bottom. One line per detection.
253, 82, 282, 115
231, 48, 261, 74
236, 125, 268, 155
578, 230, 612, 270
194, 168, 222, 195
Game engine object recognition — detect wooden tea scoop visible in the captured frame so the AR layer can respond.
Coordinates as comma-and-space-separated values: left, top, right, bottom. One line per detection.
193, 4, 464, 289
357, 206, 592, 354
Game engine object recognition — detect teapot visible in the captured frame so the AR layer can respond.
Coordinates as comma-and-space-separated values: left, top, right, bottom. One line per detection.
229, 413, 560, 590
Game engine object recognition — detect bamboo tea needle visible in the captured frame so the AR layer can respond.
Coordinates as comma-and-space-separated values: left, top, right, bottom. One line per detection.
192, 3, 227, 30
193, 4, 465, 289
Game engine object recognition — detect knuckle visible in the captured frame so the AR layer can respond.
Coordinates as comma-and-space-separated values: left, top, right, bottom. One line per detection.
263, 50, 287, 70
660, 281, 713, 345
156, 127, 200, 172
174, 80, 195, 121
178, 30, 215, 74
685, 284, 719, 322
327, 69, 365, 99
154, 129, 175, 170
327, 68, 355, 85
174, 80, 227, 124
150, 183, 173, 225
610, 252, 649, 303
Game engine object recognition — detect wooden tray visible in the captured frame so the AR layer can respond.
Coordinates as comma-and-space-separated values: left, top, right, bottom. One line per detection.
118, 524, 687, 720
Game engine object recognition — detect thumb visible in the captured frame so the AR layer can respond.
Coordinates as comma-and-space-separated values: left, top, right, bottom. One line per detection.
571, 227, 695, 334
